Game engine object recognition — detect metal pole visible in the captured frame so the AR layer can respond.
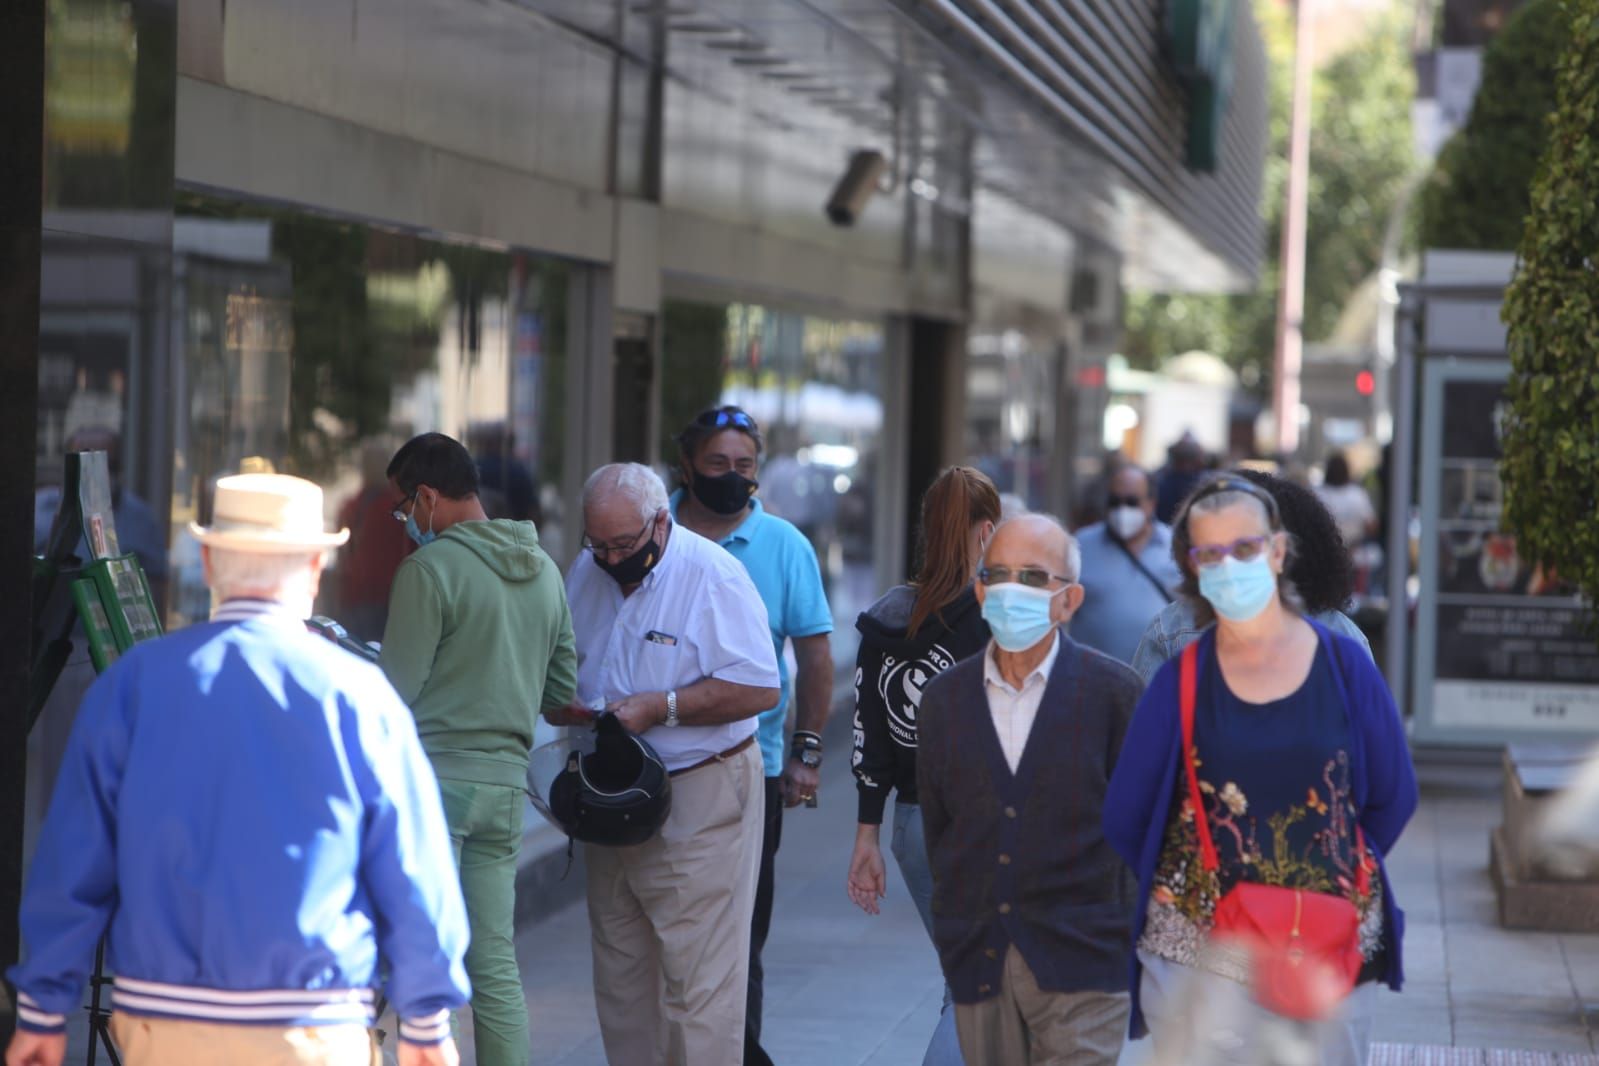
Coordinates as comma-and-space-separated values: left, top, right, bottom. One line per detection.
1384, 286, 1419, 711
1272, 0, 1314, 456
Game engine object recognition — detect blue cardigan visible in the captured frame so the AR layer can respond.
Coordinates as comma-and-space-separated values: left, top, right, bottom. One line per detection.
1102, 619, 1418, 1037
9, 602, 470, 1045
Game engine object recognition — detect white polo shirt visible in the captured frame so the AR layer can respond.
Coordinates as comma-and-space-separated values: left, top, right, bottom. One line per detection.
566, 520, 781, 771
981, 632, 1061, 772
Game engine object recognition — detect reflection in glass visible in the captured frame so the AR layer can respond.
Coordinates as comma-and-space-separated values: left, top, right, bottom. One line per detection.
965, 329, 1057, 510
661, 300, 884, 663
170, 195, 570, 640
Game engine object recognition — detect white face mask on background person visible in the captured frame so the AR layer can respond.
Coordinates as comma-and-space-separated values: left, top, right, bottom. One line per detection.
1107, 505, 1146, 542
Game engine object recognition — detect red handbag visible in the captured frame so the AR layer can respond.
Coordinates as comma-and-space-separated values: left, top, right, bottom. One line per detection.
1179, 642, 1370, 1021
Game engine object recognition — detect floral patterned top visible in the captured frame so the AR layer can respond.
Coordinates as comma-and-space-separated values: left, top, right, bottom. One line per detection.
1136, 643, 1383, 981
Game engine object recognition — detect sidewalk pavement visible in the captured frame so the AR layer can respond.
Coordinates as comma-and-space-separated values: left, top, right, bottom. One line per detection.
484, 752, 1599, 1066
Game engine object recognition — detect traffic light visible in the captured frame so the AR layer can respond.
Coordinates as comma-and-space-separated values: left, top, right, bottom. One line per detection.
1355, 370, 1375, 396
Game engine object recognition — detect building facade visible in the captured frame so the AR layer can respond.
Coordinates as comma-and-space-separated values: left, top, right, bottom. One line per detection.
6, 0, 1268, 989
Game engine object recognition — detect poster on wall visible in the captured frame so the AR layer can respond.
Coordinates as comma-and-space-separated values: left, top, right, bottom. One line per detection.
1414, 359, 1599, 743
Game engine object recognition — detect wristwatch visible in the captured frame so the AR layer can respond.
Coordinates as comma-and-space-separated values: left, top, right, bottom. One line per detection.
664, 689, 679, 727
790, 730, 822, 768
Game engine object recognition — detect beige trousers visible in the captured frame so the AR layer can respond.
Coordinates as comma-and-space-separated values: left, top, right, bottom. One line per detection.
110, 1013, 379, 1066
585, 742, 763, 1066
954, 947, 1129, 1066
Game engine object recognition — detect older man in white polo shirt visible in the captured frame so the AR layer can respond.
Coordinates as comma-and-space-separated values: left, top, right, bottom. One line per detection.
551, 462, 780, 1065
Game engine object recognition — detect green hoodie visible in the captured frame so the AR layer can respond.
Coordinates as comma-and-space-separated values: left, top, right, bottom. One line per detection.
380, 519, 576, 788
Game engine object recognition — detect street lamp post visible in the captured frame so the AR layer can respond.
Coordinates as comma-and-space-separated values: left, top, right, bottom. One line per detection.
1272, 0, 1315, 457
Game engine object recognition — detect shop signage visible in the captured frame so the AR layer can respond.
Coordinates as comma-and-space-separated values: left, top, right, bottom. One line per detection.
1164, 0, 1236, 172
1413, 359, 1599, 743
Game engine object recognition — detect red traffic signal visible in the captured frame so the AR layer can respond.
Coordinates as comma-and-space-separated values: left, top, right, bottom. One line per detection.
1355, 370, 1375, 396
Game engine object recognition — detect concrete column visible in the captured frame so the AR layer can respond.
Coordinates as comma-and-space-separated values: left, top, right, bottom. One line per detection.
900, 317, 972, 580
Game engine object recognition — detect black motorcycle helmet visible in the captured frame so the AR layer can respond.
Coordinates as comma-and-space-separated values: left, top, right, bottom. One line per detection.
545, 713, 672, 847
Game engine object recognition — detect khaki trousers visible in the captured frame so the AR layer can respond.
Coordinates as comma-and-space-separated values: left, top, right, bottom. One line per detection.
954, 947, 1129, 1066
586, 743, 763, 1066
110, 1013, 379, 1066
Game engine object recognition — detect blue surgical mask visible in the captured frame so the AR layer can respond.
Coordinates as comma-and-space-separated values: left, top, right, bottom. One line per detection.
1197, 554, 1278, 622
405, 507, 437, 547
981, 583, 1065, 653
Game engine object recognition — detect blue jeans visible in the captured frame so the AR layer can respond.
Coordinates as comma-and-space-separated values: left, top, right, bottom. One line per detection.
892, 802, 966, 1066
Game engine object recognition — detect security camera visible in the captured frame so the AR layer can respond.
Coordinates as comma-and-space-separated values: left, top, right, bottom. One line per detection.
825, 149, 889, 226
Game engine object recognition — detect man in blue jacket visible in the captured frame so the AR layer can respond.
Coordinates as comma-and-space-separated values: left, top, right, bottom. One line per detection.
5, 474, 470, 1066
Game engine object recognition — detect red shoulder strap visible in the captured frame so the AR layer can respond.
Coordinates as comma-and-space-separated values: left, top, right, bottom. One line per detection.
1179, 642, 1220, 873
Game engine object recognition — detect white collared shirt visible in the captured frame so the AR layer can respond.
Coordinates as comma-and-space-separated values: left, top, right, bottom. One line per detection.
210, 597, 308, 631
981, 632, 1061, 773
565, 521, 781, 771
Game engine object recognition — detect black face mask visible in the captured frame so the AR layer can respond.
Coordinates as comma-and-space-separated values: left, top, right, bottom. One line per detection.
595, 532, 664, 587
691, 470, 758, 516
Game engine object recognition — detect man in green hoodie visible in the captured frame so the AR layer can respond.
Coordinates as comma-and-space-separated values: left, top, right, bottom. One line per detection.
381, 432, 578, 1066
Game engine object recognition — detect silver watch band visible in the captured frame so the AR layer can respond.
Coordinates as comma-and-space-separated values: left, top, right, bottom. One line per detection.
665, 689, 679, 727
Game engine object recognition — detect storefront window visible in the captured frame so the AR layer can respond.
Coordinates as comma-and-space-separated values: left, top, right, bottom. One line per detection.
169, 195, 571, 640
965, 329, 1059, 512
661, 300, 884, 662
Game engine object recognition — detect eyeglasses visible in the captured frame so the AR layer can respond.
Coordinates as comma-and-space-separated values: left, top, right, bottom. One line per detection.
581, 510, 659, 557
695, 407, 759, 433
978, 566, 1074, 589
1187, 534, 1273, 568
390, 489, 418, 523
1107, 494, 1144, 509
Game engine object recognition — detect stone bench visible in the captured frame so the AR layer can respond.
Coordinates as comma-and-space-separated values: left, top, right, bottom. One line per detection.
1490, 742, 1599, 931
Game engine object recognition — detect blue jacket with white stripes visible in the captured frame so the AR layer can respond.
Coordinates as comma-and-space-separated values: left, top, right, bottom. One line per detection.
9, 600, 471, 1046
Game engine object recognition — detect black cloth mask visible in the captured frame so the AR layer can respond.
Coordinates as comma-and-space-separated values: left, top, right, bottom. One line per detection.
595, 531, 664, 587
691, 470, 758, 516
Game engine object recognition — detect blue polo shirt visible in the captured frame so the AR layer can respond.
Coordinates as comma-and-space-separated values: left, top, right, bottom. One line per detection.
669, 492, 834, 776
1071, 520, 1182, 665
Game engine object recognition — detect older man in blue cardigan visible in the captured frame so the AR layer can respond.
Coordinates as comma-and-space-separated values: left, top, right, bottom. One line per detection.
917, 515, 1143, 1066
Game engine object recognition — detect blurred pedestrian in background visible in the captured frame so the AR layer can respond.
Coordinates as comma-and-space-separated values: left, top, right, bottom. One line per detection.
381, 433, 577, 1066
1315, 452, 1377, 549
334, 439, 414, 642
918, 515, 1140, 1066
1104, 476, 1418, 1066
1070, 449, 1128, 530
7, 474, 468, 1066
1071, 463, 1180, 665
848, 465, 1000, 1066
554, 463, 780, 1066
1130, 468, 1372, 684
668, 406, 834, 1066
1154, 434, 1208, 525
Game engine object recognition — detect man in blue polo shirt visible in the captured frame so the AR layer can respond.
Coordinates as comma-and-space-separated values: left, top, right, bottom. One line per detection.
670, 405, 834, 1066
1071, 463, 1182, 665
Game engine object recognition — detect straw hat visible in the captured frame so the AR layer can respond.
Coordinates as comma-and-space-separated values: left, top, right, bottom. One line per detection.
189, 474, 350, 553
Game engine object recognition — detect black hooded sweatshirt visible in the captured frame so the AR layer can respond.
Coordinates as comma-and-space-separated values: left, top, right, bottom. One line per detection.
852, 584, 990, 824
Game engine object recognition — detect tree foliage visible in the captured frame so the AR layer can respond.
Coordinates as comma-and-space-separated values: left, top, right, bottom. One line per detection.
1499, 0, 1599, 611
1418, 0, 1566, 250
1122, 2, 1415, 390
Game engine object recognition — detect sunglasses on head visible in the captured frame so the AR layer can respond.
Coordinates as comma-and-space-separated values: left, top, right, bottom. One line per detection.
1184, 476, 1281, 525
978, 565, 1074, 589
695, 407, 758, 433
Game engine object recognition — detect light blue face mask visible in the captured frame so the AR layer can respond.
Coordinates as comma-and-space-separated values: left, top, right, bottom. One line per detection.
1197, 554, 1278, 622
981, 583, 1066, 653
405, 505, 437, 547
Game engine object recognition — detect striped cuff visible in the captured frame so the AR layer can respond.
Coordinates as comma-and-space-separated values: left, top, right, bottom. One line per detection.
399, 1009, 451, 1046
16, 993, 67, 1034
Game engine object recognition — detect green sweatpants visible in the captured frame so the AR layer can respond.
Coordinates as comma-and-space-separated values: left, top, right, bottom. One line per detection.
436, 777, 527, 1066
